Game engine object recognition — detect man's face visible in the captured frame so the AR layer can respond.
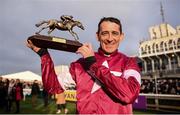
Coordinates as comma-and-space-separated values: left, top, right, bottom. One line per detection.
97, 21, 124, 54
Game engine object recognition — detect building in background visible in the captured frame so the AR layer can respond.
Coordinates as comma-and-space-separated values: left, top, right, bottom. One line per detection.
139, 23, 180, 78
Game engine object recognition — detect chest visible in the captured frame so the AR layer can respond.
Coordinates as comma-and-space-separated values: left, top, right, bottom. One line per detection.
96, 55, 127, 76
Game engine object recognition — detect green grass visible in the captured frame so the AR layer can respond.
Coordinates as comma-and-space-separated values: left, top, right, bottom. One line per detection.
0, 97, 76, 114
0, 96, 168, 114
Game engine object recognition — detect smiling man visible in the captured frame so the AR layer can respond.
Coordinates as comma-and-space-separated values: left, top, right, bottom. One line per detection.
27, 17, 141, 114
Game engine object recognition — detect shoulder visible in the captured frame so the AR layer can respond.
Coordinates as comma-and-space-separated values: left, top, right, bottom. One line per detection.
117, 52, 137, 61
70, 58, 84, 67
115, 52, 139, 69
117, 52, 128, 58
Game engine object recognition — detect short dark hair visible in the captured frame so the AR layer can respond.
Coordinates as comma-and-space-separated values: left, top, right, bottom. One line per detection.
97, 17, 122, 34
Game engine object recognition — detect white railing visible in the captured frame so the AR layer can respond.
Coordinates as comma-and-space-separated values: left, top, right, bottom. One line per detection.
140, 93, 180, 113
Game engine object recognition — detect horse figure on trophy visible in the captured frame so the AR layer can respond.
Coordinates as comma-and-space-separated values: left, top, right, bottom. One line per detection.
35, 15, 84, 41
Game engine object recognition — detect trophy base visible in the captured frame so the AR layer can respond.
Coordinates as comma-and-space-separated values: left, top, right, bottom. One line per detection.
28, 35, 82, 53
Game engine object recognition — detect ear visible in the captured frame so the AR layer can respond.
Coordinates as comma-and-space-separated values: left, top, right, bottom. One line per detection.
96, 32, 100, 41
119, 33, 124, 42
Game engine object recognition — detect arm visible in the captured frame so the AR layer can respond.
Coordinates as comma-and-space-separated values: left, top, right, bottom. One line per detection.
41, 52, 64, 94
89, 57, 141, 104
26, 40, 64, 94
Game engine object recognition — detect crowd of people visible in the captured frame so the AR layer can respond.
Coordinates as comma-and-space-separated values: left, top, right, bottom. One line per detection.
0, 77, 43, 113
0, 77, 24, 113
0, 76, 70, 114
141, 78, 180, 95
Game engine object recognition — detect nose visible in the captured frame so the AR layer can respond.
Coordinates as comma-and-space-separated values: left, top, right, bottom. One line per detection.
107, 33, 113, 41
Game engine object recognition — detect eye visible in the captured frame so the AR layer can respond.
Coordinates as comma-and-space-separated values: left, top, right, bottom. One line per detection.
112, 31, 120, 36
101, 31, 109, 36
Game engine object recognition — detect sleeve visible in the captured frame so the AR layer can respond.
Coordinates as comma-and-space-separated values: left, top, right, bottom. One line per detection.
89, 57, 141, 104
69, 57, 96, 82
69, 62, 77, 82
41, 53, 64, 94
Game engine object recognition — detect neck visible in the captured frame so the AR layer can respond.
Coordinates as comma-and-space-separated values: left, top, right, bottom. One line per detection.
99, 47, 117, 55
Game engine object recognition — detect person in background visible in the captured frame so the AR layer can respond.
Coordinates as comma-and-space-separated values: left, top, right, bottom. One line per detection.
55, 92, 68, 114
6, 79, 15, 112
0, 77, 7, 112
27, 17, 141, 114
0, 77, 5, 109
4, 78, 9, 112
55, 73, 68, 114
13, 79, 23, 113
31, 80, 40, 107
42, 88, 49, 107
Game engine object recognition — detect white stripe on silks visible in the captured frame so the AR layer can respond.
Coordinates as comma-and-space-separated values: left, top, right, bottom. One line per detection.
91, 61, 108, 94
102, 60, 109, 68
110, 71, 122, 77
124, 69, 141, 85
91, 70, 122, 93
91, 79, 101, 94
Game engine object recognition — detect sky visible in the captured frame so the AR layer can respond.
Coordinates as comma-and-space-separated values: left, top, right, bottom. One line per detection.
0, 0, 180, 75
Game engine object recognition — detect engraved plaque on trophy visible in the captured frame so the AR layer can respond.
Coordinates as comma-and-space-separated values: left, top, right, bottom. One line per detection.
27, 15, 84, 53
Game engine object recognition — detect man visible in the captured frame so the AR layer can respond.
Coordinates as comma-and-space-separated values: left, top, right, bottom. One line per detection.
31, 80, 40, 106
13, 79, 23, 113
27, 17, 141, 114
0, 77, 6, 110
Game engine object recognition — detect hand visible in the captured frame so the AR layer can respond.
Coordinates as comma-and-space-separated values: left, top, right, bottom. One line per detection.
76, 43, 94, 58
26, 40, 41, 53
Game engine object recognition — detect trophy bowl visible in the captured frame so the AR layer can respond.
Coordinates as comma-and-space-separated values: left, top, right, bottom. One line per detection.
28, 35, 82, 53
